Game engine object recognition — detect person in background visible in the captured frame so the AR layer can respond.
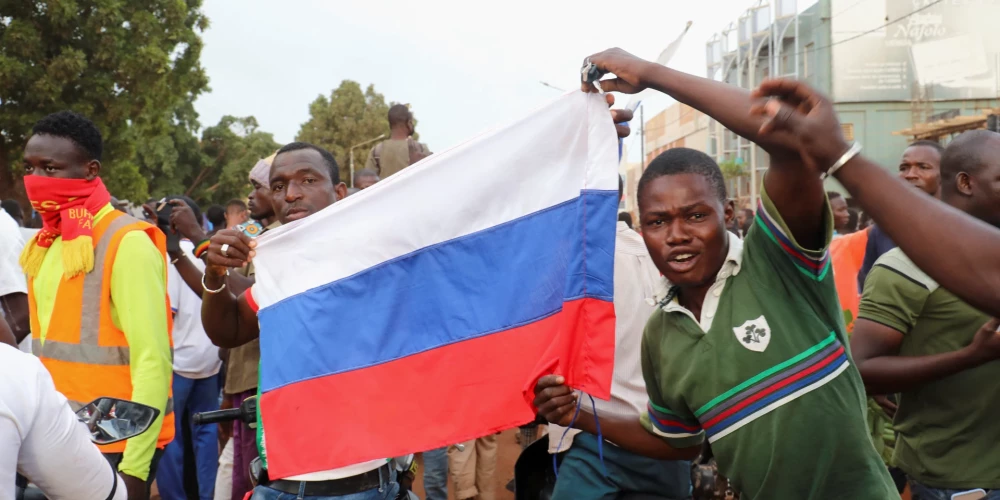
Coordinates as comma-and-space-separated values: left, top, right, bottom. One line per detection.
206, 205, 226, 235
0, 206, 30, 354
544, 175, 691, 500
449, 436, 498, 500
217, 154, 280, 500
828, 191, 851, 236
156, 196, 223, 500
851, 130, 1000, 500
1, 199, 38, 241
353, 168, 381, 190
224, 199, 249, 230
618, 211, 633, 230
857, 140, 943, 289
345, 187, 361, 197
735, 208, 754, 238
20, 110, 173, 500
365, 104, 430, 179
2, 199, 23, 226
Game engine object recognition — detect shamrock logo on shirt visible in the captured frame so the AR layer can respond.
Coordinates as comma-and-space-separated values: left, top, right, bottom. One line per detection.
734, 316, 771, 353
742, 325, 767, 344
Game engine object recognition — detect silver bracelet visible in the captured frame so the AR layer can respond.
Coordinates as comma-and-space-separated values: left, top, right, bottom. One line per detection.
820, 142, 862, 180
201, 269, 229, 294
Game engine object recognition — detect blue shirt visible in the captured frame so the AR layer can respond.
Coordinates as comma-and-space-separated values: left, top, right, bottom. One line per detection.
857, 224, 897, 292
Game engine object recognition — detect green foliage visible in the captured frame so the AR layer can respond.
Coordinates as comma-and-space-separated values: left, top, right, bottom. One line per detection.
0, 0, 210, 203
296, 80, 417, 182
718, 159, 746, 180
195, 115, 279, 205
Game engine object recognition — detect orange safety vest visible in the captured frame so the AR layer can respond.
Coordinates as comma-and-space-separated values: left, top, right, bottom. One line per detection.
28, 210, 175, 453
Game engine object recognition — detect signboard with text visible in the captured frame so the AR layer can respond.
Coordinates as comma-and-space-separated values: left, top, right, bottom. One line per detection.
831, 0, 1000, 102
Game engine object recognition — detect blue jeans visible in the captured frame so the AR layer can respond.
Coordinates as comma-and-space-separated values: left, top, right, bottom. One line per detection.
910, 481, 1000, 500
551, 432, 692, 500
251, 469, 399, 500
158, 373, 221, 500
422, 447, 448, 500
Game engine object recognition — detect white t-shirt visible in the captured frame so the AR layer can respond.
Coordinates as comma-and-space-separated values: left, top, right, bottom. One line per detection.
167, 240, 221, 379
0, 344, 127, 500
0, 210, 29, 354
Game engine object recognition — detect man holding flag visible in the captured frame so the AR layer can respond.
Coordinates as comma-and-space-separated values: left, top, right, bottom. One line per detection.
201, 92, 631, 496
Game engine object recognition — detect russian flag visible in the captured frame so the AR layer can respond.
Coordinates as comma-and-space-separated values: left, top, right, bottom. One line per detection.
251, 91, 619, 479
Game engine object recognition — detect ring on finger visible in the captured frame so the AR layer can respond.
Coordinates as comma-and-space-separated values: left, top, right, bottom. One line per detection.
220, 243, 230, 257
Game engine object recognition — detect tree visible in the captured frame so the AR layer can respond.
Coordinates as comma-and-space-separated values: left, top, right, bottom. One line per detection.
0, 0, 210, 204
296, 80, 418, 183
191, 115, 279, 205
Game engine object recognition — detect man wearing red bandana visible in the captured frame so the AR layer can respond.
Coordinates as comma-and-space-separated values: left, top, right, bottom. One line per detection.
20, 111, 174, 500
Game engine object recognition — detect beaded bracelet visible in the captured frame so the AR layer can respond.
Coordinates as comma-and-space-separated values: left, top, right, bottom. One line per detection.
193, 239, 211, 259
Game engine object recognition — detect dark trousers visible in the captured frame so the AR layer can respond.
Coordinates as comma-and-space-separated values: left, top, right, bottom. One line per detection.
551, 432, 692, 500
104, 447, 166, 500
231, 390, 260, 500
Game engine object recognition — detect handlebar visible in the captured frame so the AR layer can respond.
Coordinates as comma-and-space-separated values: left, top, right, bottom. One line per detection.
192, 408, 244, 425
193, 396, 257, 426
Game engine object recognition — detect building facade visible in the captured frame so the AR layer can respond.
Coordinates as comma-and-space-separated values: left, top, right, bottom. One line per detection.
702, 0, 1000, 208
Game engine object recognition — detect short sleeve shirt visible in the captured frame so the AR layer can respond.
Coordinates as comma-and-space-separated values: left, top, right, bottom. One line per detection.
858, 249, 999, 490
639, 187, 897, 500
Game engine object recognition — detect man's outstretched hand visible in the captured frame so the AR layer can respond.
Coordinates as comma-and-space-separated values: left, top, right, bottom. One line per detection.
581, 48, 654, 95
533, 375, 578, 427
749, 78, 851, 174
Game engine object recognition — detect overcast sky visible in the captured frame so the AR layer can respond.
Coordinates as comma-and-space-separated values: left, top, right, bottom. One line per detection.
194, 0, 798, 158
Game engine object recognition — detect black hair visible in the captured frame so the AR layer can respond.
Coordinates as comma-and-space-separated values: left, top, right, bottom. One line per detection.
206, 204, 226, 227
353, 168, 379, 183
907, 139, 945, 155
162, 195, 202, 225
226, 199, 247, 211
388, 104, 412, 127
827, 191, 844, 201
637, 148, 727, 205
274, 142, 340, 185
618, 211, 633, 229
940, 130, 1000, 188
31, 111, 103, 162
1, 199, 23, 222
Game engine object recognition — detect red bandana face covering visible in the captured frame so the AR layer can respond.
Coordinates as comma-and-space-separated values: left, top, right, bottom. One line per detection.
20, 175, 111, 278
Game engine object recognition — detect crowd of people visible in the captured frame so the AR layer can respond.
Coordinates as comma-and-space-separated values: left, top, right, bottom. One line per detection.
1, 46, 999, 500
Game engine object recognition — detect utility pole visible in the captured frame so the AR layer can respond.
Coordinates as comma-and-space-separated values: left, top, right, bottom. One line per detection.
348, 134, 385, 187
639, 105, 646, 170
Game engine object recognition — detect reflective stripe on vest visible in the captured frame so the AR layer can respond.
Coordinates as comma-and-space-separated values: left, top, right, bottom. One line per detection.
34, 213, 134, 364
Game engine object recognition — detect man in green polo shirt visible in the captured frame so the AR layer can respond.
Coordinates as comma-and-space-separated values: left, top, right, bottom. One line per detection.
534, 48, 897, 499
851, 130, 1000, 500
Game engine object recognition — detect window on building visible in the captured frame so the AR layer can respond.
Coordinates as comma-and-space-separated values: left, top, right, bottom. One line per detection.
804, 43, 814, 77
841, 123, 855, 141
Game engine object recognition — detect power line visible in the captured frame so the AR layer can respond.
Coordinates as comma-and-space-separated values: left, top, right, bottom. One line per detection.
790, 0, 945, 59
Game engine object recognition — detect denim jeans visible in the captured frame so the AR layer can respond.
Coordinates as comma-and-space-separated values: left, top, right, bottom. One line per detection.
422, 447, 448, 500
158, 373, 222, 500
251, 469, 399, 500
910, 481, 1000, 500
550, 432, 692, 500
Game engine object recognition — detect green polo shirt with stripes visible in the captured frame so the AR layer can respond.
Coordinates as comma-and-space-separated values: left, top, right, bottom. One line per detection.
859, 248, 998, 490
639, 187, 897, 500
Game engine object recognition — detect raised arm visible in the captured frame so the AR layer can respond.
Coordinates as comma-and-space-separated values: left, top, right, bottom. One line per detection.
584, 48, 825, 248
201, 229, 261, 348
752, 78, 1000, 316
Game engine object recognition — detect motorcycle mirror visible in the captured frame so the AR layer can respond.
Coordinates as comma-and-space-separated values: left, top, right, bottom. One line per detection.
75, 397, 160, 445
